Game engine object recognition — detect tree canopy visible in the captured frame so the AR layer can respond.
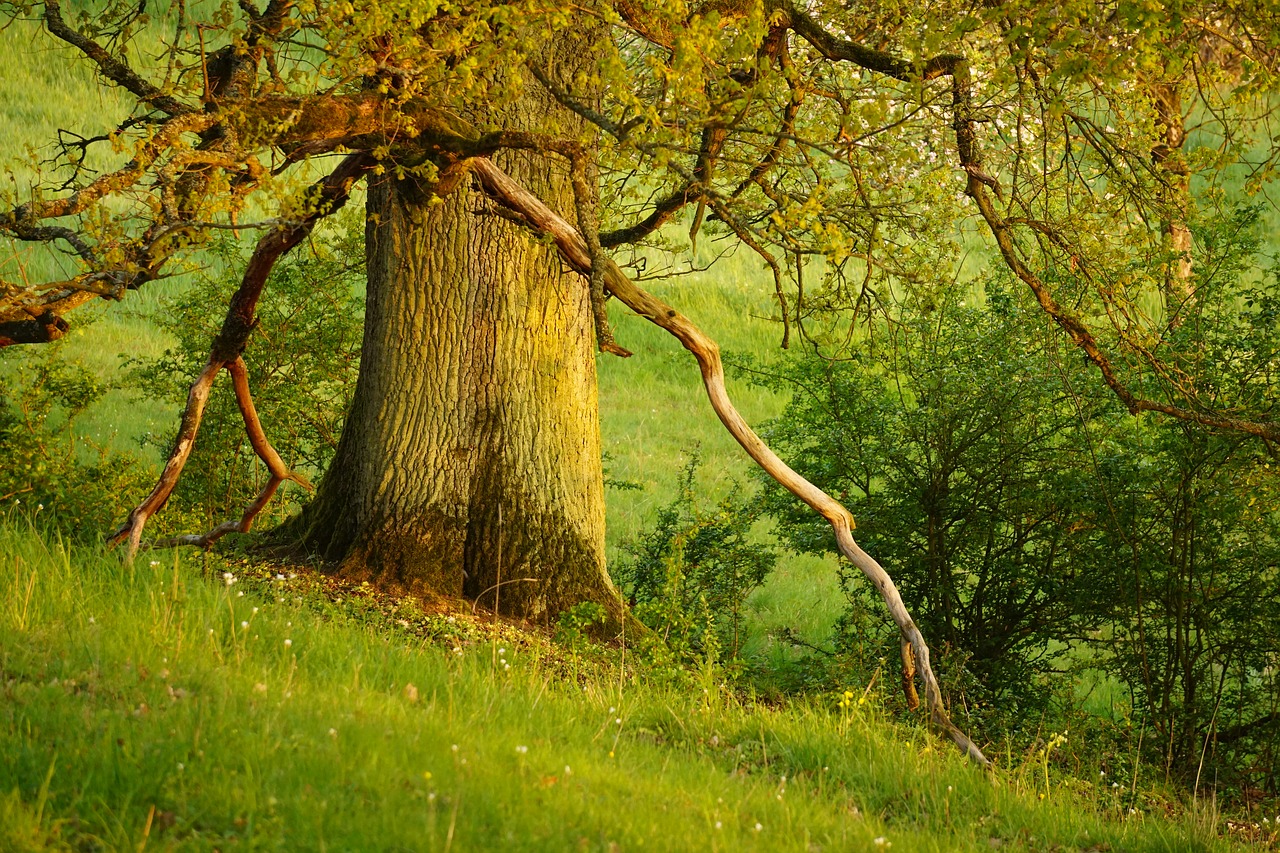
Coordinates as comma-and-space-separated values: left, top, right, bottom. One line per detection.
4, 0, 1279, 443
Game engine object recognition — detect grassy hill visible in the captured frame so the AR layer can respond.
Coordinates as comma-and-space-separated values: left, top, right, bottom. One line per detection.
0, 520, 1250, 851
3, 11, 1279, 851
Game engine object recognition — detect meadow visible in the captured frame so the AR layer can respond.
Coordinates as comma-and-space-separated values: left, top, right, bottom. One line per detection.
0, 520, 1257, 851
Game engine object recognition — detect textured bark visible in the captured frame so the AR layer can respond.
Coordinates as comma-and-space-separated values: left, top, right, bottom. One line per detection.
297, 30, 621, 623
1151, 81, 1194, 318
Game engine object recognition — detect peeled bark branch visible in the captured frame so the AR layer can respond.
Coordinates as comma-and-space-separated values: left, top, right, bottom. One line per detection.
470, 156, 990, 766
108, 359, 221, 560
152, 358, 312, 550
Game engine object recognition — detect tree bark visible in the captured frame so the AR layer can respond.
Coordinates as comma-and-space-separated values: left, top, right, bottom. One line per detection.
295, 31, 622, 624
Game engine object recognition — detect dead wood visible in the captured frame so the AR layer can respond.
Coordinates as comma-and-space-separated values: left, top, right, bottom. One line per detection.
470, 156, 991, 766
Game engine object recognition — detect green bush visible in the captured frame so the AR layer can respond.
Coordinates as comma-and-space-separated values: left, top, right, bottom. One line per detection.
0, 346, 150, 538
750, 287, 1104, 723
614, 455, 776, 663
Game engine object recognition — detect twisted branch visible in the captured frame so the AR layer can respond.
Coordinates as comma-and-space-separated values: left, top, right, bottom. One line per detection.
108, 154, 373, 559
470, 156, 991, 766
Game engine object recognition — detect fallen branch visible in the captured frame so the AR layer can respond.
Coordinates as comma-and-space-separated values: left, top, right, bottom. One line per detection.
470, 156, 990, 766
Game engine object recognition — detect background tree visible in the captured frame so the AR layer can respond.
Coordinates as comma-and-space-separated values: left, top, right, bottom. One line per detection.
753, 282, 1105, 720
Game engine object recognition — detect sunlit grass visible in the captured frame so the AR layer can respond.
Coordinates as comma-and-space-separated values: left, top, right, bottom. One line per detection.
0, 520, 1244, 851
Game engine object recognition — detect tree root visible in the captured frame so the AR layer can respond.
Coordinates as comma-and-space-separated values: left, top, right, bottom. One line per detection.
471, 156, 991, 766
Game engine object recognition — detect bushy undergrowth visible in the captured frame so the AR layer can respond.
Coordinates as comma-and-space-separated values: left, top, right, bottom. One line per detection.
0, 347, 151, 538
127, 214, 364, 532
743, 255, 1280, 797
615, 454, 776, 663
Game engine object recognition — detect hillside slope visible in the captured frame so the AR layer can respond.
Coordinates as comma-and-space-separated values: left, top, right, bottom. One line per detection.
0, 522, 1240, 851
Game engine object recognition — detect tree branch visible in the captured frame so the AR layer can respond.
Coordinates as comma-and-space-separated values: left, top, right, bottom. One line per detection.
108, 153, 373, 557
469, 155, 990, 766
42, 0, 196, 117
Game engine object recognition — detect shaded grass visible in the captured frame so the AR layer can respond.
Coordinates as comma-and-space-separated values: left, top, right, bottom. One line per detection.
0, 520, 1245, 851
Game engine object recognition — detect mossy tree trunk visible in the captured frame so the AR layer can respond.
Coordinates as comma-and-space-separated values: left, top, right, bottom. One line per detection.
298, 30, 623, 624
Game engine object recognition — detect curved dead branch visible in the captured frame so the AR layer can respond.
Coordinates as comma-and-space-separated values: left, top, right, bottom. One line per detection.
470, 156, 991, 766
108, 358, 222, 559
108, 154, 373, 558
152, 358, 312, 551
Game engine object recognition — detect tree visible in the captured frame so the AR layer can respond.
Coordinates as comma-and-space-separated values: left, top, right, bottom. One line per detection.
3, 0, 1278, 762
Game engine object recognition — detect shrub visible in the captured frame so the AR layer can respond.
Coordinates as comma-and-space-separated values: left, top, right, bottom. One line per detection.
0, 346, 150, 537
614, 455, 776, 663
128, 213, 364, 531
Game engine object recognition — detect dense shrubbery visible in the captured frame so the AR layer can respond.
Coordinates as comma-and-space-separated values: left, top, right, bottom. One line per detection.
747, 285, 1107, 723
0, 347, 151, 537
744, 249, 1280, 795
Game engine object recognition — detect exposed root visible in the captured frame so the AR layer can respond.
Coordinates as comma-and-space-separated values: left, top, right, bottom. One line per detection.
471, 156, 990, 766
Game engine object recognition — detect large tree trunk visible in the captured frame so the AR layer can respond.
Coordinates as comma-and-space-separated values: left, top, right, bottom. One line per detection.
296, 32, 622, 624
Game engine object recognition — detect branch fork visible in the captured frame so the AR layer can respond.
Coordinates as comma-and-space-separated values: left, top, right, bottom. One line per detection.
108, 154, 372, 560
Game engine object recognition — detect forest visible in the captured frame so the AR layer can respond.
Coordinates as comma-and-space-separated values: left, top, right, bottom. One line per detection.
1, 0, 1279, 848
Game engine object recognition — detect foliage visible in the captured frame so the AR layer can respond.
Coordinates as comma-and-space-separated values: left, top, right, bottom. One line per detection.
0, 346, 149, 538
751, 285, 1107, 721
127, 215, 364, 529
615, 454, 776, 662
1081, 415, 1280, 793
1068, 206, 1280, 791
750, 228, 1280, 791
5, 0, 1279, 449
554, 600, 608, 653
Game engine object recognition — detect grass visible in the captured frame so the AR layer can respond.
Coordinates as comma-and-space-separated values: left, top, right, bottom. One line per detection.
0, 517, 1254, 851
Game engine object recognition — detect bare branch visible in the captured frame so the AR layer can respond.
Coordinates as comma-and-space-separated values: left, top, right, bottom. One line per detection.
470, 155, 990, 766
108, 153, 373, 553
42, 0, 196, 116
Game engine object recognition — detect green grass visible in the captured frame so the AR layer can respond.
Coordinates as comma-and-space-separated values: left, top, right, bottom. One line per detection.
3, 14, 1276, 848
0, 519, 1250, 851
